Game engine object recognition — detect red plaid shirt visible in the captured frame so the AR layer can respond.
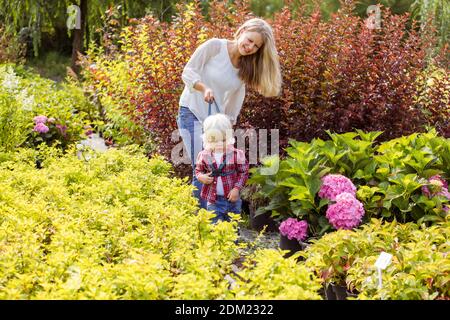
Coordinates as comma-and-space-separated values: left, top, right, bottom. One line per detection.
195, 146, 249, 204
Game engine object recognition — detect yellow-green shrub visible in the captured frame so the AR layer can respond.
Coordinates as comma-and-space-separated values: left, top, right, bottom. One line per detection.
0, 146, 239, 299
301, 218, 450, 299
347, 220, 450, 300
232, 249, 322, 300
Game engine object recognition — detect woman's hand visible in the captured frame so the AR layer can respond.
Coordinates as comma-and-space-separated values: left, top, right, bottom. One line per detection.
227, 188, 240, 203
193, 81, 214, 103
198, 172, 214, 185
203, 87, 214, 103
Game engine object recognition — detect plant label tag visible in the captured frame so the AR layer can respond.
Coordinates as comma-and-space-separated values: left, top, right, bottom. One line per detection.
374, 252, 392, 270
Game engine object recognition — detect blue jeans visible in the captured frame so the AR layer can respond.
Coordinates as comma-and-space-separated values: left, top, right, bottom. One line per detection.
176, 106, 207, 209
207, 196, 242, 224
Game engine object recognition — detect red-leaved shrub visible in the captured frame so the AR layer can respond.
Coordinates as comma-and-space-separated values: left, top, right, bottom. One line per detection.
82, 0, 449, 165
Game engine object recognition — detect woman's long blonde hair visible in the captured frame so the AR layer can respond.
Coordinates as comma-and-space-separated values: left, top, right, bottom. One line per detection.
235, 18, 281, 97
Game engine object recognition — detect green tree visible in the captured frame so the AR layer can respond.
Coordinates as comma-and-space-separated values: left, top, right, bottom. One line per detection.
250, 0, 284, 17
0, 0, 180, 68
411, 0, 449, 50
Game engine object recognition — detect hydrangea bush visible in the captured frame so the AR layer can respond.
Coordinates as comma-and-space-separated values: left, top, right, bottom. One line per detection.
318, 174, 365, 230
29, 114, 75, 150
279, 218, 308, 241
422, 175, 450, 199
0, 63, 99, 152
318, 174, 357, 201
325, 192, 365, 230
248, 130, 449, 240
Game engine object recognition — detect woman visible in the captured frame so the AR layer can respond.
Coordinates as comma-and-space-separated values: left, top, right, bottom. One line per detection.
177, 17, 282, 209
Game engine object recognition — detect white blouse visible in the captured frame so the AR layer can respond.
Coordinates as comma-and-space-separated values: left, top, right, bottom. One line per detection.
179, 38, 245, 125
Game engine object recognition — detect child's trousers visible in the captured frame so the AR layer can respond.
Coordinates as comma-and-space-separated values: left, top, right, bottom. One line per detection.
207, 196, 242, 224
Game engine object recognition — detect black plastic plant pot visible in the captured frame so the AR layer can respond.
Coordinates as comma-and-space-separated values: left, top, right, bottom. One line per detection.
279, 234, 303, 258
346, 289, 359, 299
331, 283, 348, 300
241, 199, 250, 215
324, 284, 336, 300
35, 159, 43, 169
249, 204, 278, 232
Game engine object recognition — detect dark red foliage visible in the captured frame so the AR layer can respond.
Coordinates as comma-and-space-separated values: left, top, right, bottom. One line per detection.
249, 4, 448, 147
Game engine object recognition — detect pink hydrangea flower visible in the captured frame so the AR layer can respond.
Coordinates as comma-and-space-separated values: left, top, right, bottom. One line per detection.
33, 115, 48, 124
326, 192, 365, 230
56, 124, 67, 135
279, 218, 308, 241
422, 175, 450, 199
318, 174, 357, 201
33, 123, 49, 134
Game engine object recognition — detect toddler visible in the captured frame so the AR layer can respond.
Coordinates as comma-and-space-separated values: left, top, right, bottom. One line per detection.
195, 114, 249, 223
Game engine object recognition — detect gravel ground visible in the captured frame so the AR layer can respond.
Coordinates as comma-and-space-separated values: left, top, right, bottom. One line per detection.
226, 225, 281, 288
238, 225, 280, 251
234, 223, 281, 269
